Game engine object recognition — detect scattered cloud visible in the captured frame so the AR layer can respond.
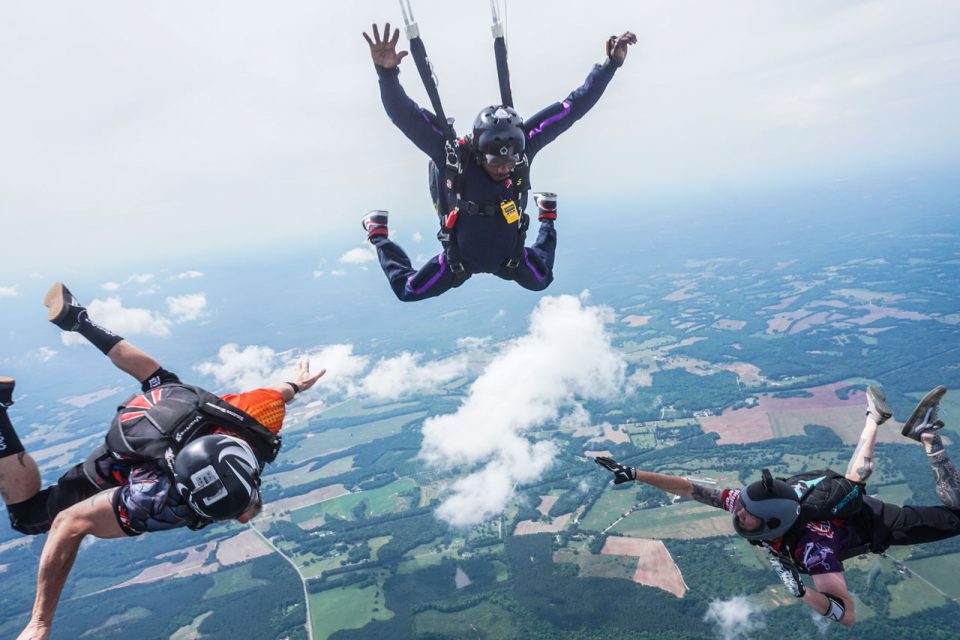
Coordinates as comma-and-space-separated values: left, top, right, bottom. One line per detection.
0, 286, 17, 298
166, 293, 207, 322
412, 231, 423, 243
60, 296, 171, 345
331, 270, 347, 277
357, 352, 467, 401
339, 246, 377, 265
419, 294, 626, 527
33, 347, 58, 362
194, 343, 368, 395
126, 273, 155, 285
101, 282, 121, 291
173, 270, 204, 280
313, 270, 324, 278
704, 596, 765, 640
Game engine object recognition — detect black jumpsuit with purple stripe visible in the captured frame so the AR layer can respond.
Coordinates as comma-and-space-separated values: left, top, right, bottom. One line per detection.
371, 61, 619, 302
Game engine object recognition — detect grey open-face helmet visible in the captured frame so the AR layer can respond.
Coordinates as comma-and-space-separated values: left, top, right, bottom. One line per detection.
174, 434, 261, 521
733, 469, 801, 540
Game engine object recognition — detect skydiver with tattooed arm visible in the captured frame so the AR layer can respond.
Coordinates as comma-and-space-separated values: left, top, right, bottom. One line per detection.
596, 385, 960, 628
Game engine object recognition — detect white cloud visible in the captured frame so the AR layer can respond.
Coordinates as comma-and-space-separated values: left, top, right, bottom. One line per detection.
313, 270, 324, 278
704, 596, 765, 640
357, 352, 467, 401
339, 246, 376, 265
0, 286, 17, 298
60, 296, 171, 345
127, 273, 154, 285
412, 231, 423, 243
173, 270, 204, 280
194, 343, 368, 395
456, 336, 491, 351
33, 347, 58, 362
101, 281, 121, 291
166, 293, 207, 322
420, 294, 626, 527
331, 270, 347, 277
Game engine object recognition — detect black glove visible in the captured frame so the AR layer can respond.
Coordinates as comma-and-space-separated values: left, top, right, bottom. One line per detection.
594, 456, 637, 484
768, 553, 805, 597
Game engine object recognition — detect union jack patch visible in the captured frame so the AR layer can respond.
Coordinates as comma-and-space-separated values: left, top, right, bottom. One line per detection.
119, 388, 166, 424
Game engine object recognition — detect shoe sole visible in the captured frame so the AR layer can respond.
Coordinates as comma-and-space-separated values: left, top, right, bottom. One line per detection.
902, 386, 947, 441
361, 211, 389, 232
866, 385, 893, 423
43, 282, 68, 323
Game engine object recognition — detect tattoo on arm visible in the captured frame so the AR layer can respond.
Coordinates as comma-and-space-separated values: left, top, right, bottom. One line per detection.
846, 439, 874, 482
690, 484, 725, 508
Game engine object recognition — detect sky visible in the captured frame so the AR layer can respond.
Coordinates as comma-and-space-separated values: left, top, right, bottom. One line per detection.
2, 0, 959, 279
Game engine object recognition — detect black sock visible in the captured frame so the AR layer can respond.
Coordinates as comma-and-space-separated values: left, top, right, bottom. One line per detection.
0, 409, 25, 459
77, 312, 124, 356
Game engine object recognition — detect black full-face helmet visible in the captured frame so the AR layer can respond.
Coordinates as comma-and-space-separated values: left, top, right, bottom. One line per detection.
733, 469, 801, 541
174, 434, 261, 521
472, 105, 525, 158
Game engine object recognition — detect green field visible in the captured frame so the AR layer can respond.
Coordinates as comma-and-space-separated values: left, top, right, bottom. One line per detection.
397, 538, 466, 574
320, 399, 422, 419
170, 611, 213, 640
579, 487, 642, 531
263, 455, 356, 490
289, 478, 417, 524
285, 412, 427, 464
907, 552, 960, 599
414, 600, 520, 639
309, 584, 393, 640
611, 501, 731, 539
888, 571, 948, 617
203, 563, 270, 599
874, 482, 912, 505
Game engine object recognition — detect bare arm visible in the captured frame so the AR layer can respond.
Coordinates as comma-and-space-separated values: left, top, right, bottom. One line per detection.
804, 572, 856, 627
18, 489, 125, 640
594, 457, 727, 510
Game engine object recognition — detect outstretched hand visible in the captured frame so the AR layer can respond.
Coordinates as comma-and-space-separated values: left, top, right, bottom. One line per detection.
594, 456, 637, 485
363, 23, 409, 69
605, 31, 638, 66
291, 357, 325, 393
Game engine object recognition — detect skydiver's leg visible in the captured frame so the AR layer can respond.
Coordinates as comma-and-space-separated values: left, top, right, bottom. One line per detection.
371, 238, 467, 302
502, 222, 556, 292
0, 378, 42, 510
844, 386, 892, 483
901, 386, 960, 508
44, 282, 170, 384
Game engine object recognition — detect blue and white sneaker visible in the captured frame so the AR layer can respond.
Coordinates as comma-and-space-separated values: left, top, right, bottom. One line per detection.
902, 386, 947, 441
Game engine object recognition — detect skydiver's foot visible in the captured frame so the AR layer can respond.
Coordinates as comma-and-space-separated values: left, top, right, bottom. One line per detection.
534, 192, 557, 221
0, 377, 14, 408
866, 385, 892, 426
44, 282, 87, 331
902, 386, 947, 442
362, 210, 389, 242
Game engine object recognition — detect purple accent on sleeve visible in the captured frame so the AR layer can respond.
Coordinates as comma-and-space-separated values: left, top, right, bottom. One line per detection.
527, 101, 572, 139
420, 110, 445, 138
523, 249, 545, 282
406, 253, 447, 295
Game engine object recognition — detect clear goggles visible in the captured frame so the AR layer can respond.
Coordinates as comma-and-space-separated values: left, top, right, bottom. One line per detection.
482, 153, 521, 168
